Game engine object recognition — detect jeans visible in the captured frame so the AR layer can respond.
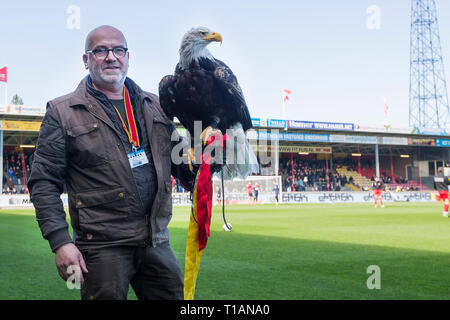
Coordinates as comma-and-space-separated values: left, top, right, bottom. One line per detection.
80, 242, 184, 300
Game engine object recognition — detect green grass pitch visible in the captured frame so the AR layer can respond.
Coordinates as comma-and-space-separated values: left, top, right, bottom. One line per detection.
0, 202, 449, 300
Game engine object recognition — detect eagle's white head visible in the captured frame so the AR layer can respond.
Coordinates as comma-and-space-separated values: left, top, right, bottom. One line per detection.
179, 27, 223, 70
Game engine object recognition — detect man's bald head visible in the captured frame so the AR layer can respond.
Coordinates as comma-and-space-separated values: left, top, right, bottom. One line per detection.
85, 25, 127, 51
83, 25, 129, 94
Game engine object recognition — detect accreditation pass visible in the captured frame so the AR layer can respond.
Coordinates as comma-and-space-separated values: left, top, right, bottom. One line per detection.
128, 149, 148, 168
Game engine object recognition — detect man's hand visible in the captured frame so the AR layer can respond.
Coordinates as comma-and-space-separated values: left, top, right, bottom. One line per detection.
55, 243, 88, 284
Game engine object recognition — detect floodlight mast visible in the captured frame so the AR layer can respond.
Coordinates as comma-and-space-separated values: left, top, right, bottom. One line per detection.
409, 0, 450, 129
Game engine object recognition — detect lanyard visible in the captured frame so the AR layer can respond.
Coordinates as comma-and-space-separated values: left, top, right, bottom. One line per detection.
92, 83, 140, 150
114, 86, 140, 149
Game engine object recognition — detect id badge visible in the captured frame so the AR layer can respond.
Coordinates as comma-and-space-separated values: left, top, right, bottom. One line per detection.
127, 149, 149, 169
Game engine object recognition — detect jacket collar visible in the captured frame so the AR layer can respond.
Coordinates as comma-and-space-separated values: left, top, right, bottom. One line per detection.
68, 75, 154, 108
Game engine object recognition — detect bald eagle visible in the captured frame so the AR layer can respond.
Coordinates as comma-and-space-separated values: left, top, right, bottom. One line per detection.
159, 27, 258, 178
159, 26, 252, 138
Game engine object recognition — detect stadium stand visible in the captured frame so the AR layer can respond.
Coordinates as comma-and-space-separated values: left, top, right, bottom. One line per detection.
278, 156, 425, 192
2, 149, 32, 195
0, 105, 447, 195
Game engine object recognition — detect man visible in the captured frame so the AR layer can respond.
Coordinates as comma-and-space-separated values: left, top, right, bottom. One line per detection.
6, 177, 14, 191
253, 182, 260, 205
247, 181, 253, 205
273, 181, 280, 206
372, 176, 385, 208
434, 167, 450, 217
28, 25, 195, 300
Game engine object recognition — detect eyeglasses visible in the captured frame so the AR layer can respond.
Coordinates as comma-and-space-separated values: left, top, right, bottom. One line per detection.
85, 47, 128, 59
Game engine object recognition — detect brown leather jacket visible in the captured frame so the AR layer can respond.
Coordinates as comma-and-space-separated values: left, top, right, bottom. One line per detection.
28, 76, 194, 252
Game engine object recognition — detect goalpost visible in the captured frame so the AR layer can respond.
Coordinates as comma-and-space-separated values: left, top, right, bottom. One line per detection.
212, 175, 282, 205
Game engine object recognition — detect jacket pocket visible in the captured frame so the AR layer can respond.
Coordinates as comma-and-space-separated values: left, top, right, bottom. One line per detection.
67, 122, 109, 169
152, 181, 173, 235
152, 121, 173, 183
76, 186, 129, 241
153, 121, 172, 157
156, 181, 173, 217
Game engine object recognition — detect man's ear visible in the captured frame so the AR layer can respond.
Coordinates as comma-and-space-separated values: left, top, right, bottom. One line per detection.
82, 54, 88, 69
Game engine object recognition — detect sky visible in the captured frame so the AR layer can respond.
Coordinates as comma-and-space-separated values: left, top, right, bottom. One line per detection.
1, 0, 450, 128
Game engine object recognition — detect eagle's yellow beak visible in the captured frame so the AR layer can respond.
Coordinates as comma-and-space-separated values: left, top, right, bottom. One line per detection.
202, 32, 223, 44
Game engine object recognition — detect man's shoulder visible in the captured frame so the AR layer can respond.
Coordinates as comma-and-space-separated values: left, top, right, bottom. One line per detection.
140, 90, 162, 113
48, 77, 88, 110
126, 77, 158, 104
48, 91, 79, 109
127, 78, 171, 125
141, 90, 159, 102
140, 90, 172, 124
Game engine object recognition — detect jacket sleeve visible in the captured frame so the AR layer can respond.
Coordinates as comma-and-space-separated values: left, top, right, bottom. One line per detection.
28, 103, 72, 252
169, 123, 196, 192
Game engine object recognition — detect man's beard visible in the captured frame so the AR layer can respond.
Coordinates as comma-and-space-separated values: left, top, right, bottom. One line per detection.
98, 69, 127, 85
91, 62, 128, 88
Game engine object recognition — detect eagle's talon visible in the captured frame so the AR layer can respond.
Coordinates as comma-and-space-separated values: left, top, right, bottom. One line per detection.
187, 147, 195, 172
200, 126, 221, 146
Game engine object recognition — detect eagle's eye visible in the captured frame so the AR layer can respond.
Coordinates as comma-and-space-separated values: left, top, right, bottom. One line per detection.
199, 31, 208, 37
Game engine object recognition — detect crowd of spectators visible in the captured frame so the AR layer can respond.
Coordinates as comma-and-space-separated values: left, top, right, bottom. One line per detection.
172, 177, 188, 193
279, 157, 420, 192
393, 185, 420, 192
369, 172, 408, 185
2, 151, 33, 195
279, 158, 351, 192
1, 149, 418, 195
169, 156, 381, 193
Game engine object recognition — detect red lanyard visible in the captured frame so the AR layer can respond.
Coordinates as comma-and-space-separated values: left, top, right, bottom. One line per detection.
93, 83, 140, 149
114, 86, 140, 149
